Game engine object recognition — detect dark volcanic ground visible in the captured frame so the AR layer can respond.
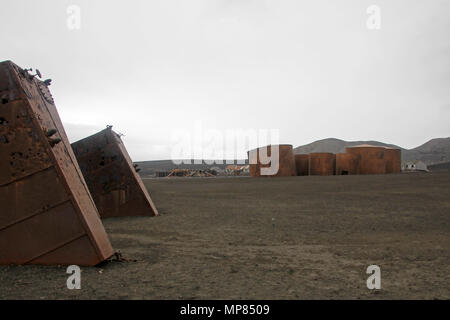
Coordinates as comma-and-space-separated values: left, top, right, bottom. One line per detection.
1, 172, 449, 299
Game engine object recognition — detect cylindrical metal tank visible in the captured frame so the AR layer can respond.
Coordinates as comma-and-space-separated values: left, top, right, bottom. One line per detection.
308, 153, 336, 176
295, 154, 309, 176
248, 144, 296, 177
335, 152, 360, 175
346, 145, 386, 174
384, 147, 401, 174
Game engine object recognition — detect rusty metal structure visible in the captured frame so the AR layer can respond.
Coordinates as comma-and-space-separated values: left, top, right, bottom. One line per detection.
71, 127, 158, 218
335, 152, 360, 175
0, 60, 113, 265
308, 153, 336, 176
294, 154, 309, 176
346, 145, 386, 174
296, 145, 401, 176
248, 144, 296, 177
384, 147, 402, 174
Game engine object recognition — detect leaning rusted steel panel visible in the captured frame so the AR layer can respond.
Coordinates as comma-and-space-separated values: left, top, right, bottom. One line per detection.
248, 144, 296, 177
346, 145, 386, 174
0, 60, 114, 266
71, 127, 158, 218
308, 152, 336, 176
384, 148, 401, 174
335, 152, 360, 175
294, 154, 309, 176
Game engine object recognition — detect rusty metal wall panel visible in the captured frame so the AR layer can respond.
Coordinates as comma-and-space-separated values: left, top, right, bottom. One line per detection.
1, 201, 86, 263
71, 127, 158, 218
335, 152, 360, 175
0, 167, 68, 229
294, 154, 309, 176
346, 146, 386, 175
0, 60, 113, 266
30, 235, 99, 265
384, 148, 401, 174
308, 152, 336, 176
0, 99, 53, 185
248, 145, 296, 177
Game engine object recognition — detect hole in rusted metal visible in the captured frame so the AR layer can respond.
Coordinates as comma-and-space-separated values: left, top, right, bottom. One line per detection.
0, 135, 9, 143
0, 117, 8, 125
1, 98, 8, 104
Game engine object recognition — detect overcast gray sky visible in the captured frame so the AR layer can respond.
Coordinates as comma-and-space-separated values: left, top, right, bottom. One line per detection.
1, 0, 449, 160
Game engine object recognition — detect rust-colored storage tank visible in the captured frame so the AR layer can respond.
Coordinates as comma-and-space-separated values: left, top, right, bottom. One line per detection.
295, 154, 309, 176
308, 153, 336, 176
346, 145, 386, 174
72, 127, 158, 218
0, 60, 114, 266
248, 144, 296, 177
335, 152, 360, 175
384, 147, 401, 174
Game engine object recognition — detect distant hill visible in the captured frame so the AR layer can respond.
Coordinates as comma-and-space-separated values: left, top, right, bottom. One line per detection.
293, 138, 403, 155
402, 137, 450, 164
293, 137, 450, 165
428, 161, 450, 172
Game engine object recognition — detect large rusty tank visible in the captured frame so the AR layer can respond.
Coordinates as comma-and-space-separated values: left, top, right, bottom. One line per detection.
308, 152, 336, 176
346, 145, 386, 174
248, 144, 296, 177
0, 60, 113, 266
294, 154, 309, 176
71, 127, 158, 218
335, 152, 360, 175
384, 147, 401, 174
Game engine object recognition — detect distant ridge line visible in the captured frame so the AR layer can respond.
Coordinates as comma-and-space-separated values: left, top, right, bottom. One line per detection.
293, 137, 450, 165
